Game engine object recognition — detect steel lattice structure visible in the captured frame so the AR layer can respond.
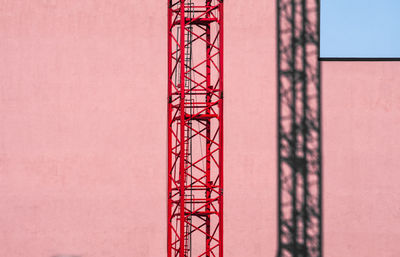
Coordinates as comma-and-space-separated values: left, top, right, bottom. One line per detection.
277, 0, 322, 256
168, 1, 223, 256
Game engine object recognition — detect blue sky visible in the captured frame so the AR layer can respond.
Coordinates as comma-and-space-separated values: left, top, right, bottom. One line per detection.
321, 0, 400, 58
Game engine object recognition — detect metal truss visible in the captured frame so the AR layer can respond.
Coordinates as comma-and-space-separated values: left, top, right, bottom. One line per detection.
277, 0, 322, 256
168, 1, 223, 256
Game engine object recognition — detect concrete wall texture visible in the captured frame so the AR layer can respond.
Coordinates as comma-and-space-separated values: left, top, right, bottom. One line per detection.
0, 1, 399, 256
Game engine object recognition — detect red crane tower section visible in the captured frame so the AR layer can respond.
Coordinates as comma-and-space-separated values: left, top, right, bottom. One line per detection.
168, 0, 223, 256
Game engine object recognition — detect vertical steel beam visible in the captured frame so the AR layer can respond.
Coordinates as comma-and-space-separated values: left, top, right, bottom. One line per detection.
218, 3, 224, 257
205, 1, 212, 256
167, 2, 173, 257
277, 0, 322, 256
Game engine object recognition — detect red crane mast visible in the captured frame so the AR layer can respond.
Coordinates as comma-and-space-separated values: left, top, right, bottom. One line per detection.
167, 1, 223, 256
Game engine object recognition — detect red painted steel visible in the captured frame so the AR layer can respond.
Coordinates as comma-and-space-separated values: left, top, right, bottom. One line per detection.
168, 1, 223, 256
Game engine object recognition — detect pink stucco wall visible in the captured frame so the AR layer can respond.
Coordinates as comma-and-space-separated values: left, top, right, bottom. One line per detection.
0, 1, 399, 256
